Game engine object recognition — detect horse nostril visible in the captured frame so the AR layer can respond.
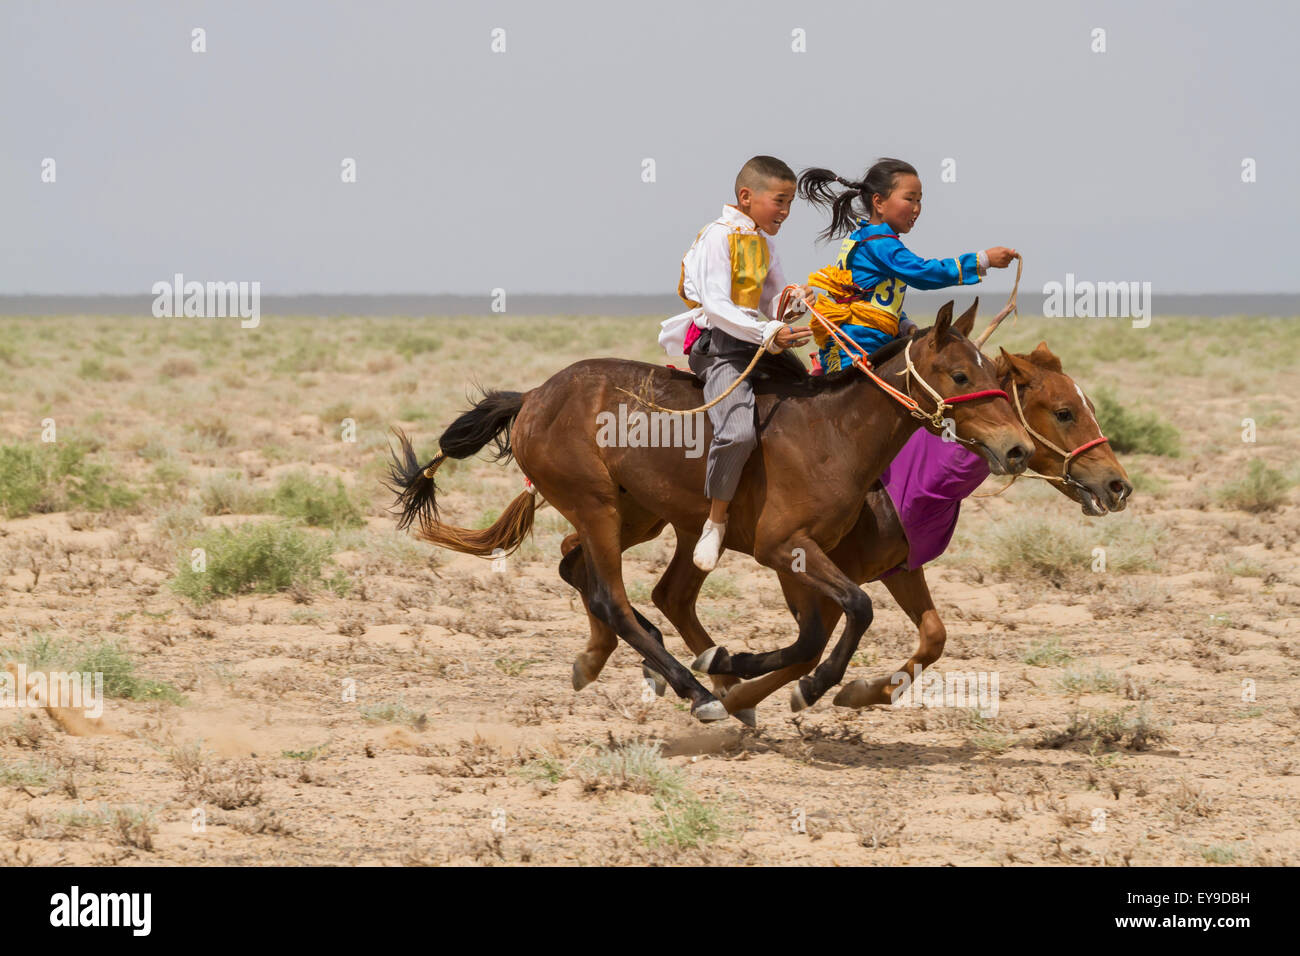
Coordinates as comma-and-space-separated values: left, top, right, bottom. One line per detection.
1006, 445, 1028, 469
1112, 479, 1133, 500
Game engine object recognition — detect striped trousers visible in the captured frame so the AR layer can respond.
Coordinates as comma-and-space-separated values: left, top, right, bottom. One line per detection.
686, 327, 806, 501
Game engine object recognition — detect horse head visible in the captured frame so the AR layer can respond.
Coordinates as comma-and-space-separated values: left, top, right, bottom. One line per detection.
997, 344, 1134, 515
900, 299, 1033, 476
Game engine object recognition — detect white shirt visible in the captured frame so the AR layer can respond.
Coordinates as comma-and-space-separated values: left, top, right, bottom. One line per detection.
658, 205, 789, 359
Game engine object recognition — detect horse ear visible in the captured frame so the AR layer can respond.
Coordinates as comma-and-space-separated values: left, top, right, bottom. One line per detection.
999, 347, 1035, 386
954, 297, 979, 338
934, 300, 954, 340
1028, 340, 1063, 373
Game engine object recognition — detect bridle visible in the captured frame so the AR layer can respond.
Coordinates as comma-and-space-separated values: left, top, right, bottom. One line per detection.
1001, 375, 1111, 494
896, 337, 1012, 436
787, 286, 1110, 498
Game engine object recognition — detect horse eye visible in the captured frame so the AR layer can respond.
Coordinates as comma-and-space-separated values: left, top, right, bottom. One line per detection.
952, 371, 969, 386
1056, 409, 1074, 423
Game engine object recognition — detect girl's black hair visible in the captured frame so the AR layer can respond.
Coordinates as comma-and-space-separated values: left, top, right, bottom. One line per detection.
797, 158, 919, 242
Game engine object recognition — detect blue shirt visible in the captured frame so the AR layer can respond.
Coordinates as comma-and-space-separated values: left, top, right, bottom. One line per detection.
818, 221, 982, 372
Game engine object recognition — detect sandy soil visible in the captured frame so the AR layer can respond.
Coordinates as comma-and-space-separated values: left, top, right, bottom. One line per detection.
0, 313, 1296, 865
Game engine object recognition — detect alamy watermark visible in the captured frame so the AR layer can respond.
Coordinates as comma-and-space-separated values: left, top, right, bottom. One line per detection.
890, 662, 999, 717
1042, 273, 1151, 328
595, 403, 704, 458
1, 664, 104, 719
151, 273, 261, 328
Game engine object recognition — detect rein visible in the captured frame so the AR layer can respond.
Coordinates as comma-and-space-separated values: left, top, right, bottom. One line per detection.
803, 295, 1009, 433
618, 253, 1022, 419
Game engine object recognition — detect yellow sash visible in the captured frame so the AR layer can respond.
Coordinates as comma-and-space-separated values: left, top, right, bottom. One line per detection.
803, 235, 907, 346
678, 225, 770, 312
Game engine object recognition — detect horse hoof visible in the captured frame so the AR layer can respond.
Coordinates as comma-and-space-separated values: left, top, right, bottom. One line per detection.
691, 646, 728, 675
833, 681, 867, 708
691, 647, 719, 674
790, 683, 810, 712
571, 661, 594, 692
733, 708, 757, 728
641, 663, 667, 697
692, 699, 728, 723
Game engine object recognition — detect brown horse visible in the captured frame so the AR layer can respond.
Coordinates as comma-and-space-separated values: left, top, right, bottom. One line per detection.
556, 341, 1131, 723
386, 301, 1032, 724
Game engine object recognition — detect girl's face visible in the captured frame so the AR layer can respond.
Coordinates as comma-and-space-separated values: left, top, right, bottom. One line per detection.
872, 173, 923, 233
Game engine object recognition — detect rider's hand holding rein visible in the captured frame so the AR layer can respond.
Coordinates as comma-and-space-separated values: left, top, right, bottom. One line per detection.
982, 247, 1017, 270
771, 322, 813, 352
767, 283, 815, 352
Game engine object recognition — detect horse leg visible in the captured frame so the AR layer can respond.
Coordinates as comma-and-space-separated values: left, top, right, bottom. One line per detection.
692, 560, 841, 681
560, 525, 671, 694
576, 507, 727, 722
694, 537, 872, 713
775, 543, 876, 712
651, 527, 740, 702
559, 540, 620, 691
833, 568, 946, 708
720, 586, 844, 715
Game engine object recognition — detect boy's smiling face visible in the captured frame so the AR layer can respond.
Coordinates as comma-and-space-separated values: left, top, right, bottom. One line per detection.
737, 177, 796, 235
874, 172, 923, 234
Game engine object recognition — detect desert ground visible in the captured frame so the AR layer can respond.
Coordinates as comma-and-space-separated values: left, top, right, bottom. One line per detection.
0, 310, 1296, 866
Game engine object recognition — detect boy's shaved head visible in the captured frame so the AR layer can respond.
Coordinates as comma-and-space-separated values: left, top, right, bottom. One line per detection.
735, 155, 796, 197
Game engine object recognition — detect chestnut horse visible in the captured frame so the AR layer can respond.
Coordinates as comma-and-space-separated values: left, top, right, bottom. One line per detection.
590, 342, 1133, 724
387, 301, 1031, 724
624, 340, 1133, 723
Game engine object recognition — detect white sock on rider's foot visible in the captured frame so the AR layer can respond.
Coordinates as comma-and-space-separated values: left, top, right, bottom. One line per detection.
693, 518, 727, 572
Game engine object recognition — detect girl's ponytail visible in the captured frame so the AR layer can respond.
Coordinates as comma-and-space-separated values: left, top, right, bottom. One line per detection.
798, 158, 919, 242
797, 167, 860, 242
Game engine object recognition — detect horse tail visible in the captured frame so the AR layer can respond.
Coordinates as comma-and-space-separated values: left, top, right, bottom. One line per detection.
385, 390, 536, 556
439, 388, 525, 463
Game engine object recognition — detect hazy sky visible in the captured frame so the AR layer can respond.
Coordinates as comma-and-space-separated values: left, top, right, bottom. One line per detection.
3, 0, 1296, 295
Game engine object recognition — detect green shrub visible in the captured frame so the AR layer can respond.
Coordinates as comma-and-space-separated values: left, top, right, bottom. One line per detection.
154, 503, 205, 542
77, 357, 131, 381
72, 641, 184, 703
147, 459, 192, 501
170, 521, 338, 604
394, 334, 443, 360
0, 633, 182, 704
640, 791, 730, 849
1216, 460, 1293, 513
1021, 636, 1074, 667
576, 742, 685, 797
0, 631, 67, 670
1038, 706, 1167, 752
270, 470, 364, 529
199, 472, 271, 515
1058, 666, 1119, 694
980, 514, 1163, 582
271, 343, 338, 374
359, 699, 426, 727
0, 440, 138, 518
1091, 388, 1180, 456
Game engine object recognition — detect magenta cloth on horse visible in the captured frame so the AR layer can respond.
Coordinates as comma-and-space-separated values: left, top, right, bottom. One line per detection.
876, 428, 990, 575
682, 322, 703, 355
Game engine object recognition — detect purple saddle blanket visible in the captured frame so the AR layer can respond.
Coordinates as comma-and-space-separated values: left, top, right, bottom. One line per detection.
877, 429, 990, 574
